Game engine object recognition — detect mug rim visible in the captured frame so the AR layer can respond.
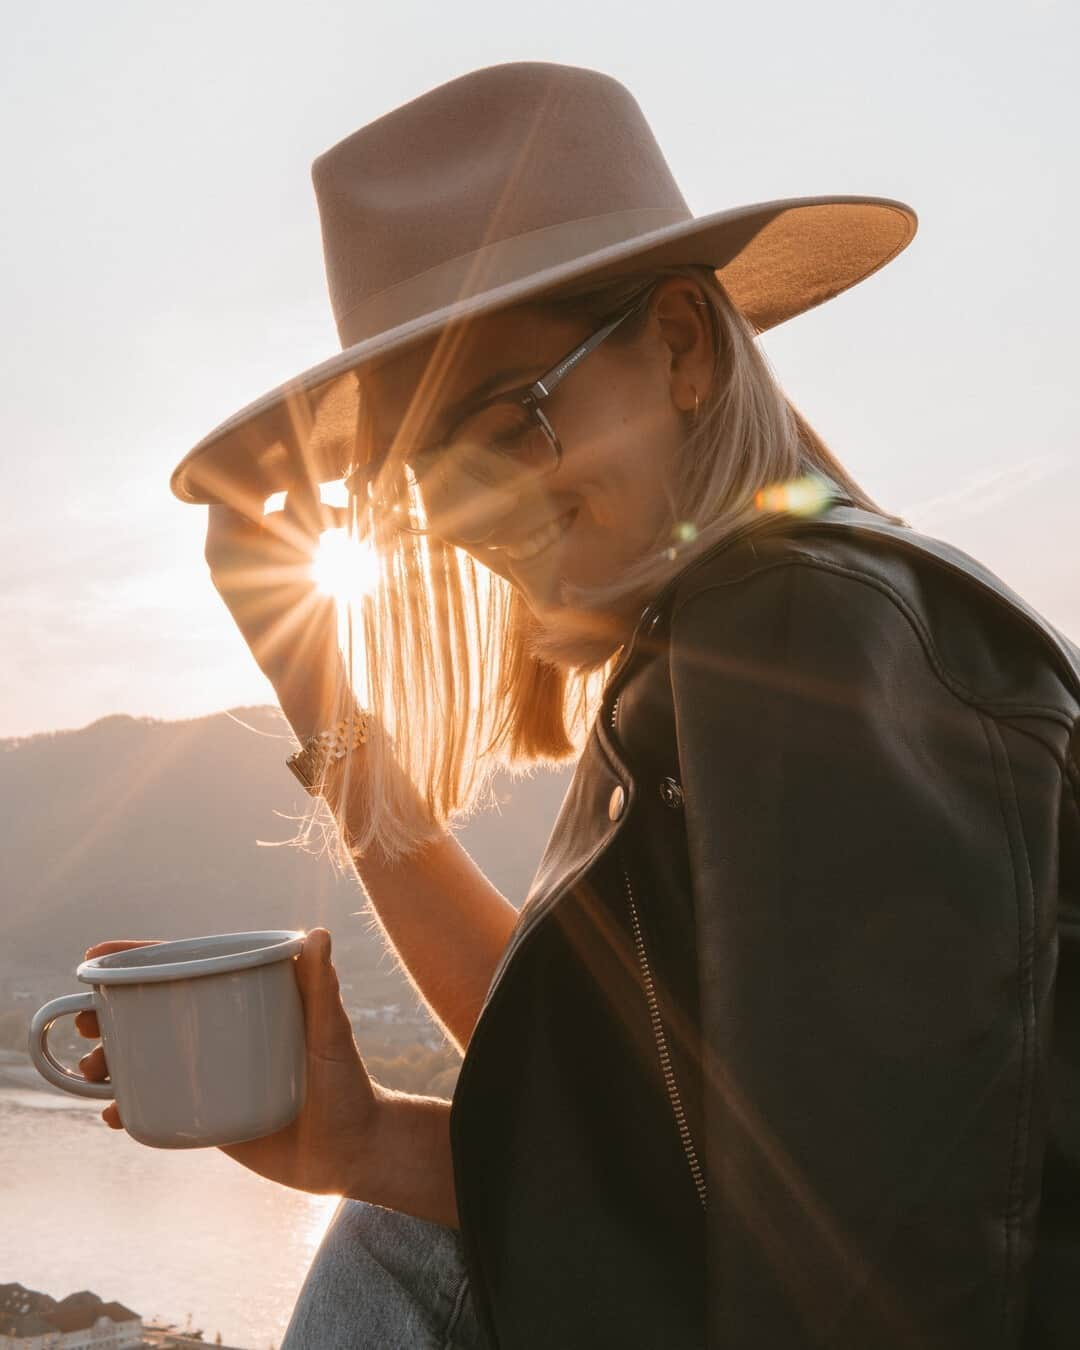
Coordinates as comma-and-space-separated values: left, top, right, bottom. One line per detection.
76, 930, 306, 986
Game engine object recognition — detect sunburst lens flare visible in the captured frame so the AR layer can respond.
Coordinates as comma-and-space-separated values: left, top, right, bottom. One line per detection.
311, 529, 381, 605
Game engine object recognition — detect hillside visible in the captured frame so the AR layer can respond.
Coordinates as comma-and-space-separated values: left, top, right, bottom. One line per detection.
0, 707, 572, 987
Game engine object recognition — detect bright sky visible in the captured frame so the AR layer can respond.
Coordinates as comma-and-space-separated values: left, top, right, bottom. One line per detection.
3, 0, 1077, 737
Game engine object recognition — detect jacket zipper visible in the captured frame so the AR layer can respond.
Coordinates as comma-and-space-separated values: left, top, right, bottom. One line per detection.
611, 697, 708, 1212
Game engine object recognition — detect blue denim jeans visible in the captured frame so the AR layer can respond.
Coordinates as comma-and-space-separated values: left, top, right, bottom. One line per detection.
279, 1199, 492, 1349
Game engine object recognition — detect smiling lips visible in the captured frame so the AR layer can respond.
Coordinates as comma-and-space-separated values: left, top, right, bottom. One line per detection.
500, 508, 577, 563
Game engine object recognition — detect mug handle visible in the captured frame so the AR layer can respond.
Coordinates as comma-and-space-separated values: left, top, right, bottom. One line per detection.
29, 993, 115, 1099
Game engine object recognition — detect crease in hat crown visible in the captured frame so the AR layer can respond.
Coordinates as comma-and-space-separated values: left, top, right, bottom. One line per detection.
312, 63, 694, 348
170, 60, 917, 505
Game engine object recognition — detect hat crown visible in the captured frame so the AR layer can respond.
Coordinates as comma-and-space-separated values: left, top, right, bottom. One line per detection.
312, 64, 691, 345
172, 62, 917, 507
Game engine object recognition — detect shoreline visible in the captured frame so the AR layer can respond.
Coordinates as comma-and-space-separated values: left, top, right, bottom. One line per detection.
0, 1048, 101, 1104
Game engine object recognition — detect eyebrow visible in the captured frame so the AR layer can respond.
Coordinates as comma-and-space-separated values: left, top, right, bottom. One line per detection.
430, 364, 538, 439
365, 363, 539, 472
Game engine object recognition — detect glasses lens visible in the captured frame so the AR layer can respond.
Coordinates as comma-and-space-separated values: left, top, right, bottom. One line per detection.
385, 402, 558, 542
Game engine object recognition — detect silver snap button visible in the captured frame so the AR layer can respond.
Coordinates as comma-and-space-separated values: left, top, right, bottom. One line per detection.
659, 777, 684, 810
608, 785, 626, 821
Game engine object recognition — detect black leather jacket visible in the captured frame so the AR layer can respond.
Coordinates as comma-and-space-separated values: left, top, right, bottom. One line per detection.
449, 504, 1080, 1348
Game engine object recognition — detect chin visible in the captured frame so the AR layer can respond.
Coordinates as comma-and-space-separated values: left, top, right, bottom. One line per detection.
518, 592, 633, 673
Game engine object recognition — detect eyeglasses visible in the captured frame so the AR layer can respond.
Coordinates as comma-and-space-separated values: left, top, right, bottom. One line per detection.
364, 283, 656, 545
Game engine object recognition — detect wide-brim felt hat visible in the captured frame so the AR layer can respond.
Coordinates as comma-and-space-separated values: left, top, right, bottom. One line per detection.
170, 62, 917, 507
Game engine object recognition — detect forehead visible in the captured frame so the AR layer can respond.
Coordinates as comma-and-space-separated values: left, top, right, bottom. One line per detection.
359, 303, 582, 446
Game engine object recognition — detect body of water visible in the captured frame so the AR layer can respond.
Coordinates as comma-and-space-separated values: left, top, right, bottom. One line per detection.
0, 1080, 338, 1349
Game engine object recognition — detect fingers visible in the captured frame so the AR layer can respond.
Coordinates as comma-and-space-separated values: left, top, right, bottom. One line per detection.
297, 926, 332, 979
205, 503, 330, 589
80, 1046, 121, 1131
77, 942, 160, 1039
78, 1044, 108, 1081
294, 927, 332, 1000
283, 475, 322, 528
279, 493, 346, 556
206, 501, 307, 575
199, 467, 272, 526
293, 928, 356, 1061
84, 940, 162, 959
72, 1035, 121, 1131
206, 485, 345, 560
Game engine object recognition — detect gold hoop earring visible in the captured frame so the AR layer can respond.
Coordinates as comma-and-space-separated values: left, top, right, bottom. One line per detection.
690, 387, 701, 421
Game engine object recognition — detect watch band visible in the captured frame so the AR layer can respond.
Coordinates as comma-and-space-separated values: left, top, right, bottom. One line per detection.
286, 712, 371, 796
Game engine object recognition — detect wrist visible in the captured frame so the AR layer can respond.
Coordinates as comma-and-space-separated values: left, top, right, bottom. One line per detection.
346, 1087, 459, 1229
277, 673, 352, 745
286, 712, 371, 798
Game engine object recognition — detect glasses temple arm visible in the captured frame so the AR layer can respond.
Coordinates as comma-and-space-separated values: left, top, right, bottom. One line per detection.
529, 295, 647, 399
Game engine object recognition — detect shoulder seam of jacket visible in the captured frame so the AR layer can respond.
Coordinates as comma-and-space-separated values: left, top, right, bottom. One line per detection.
670, 555, 1076, 730
993, 716, 1073, 775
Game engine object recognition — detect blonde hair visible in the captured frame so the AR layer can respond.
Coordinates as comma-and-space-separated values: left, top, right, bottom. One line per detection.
326, 264, 895, 862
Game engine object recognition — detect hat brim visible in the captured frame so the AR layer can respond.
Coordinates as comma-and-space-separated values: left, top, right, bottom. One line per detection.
170, 195, 915, 507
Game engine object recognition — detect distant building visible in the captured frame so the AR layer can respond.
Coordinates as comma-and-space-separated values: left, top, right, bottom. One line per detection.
0, 1284, 142, 1348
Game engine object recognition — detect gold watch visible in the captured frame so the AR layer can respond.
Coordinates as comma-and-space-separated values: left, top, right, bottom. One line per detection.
285, 713, 371, 796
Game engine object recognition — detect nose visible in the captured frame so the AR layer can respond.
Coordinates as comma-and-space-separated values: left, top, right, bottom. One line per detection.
426, 458, 553, 546
426, 483, 517, 544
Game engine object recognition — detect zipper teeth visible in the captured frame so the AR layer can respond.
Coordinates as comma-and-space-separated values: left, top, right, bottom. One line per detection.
612, 693, 708, 1210
623, 865, 708, 1212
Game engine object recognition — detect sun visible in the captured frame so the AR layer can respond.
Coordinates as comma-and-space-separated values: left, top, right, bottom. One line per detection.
310, 529, 381, 605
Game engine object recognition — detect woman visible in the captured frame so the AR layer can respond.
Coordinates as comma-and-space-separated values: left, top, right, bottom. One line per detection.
77, 64, 1079, 1348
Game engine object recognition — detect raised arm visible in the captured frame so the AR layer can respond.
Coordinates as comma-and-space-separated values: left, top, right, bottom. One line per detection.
204, 498, 519, 1054
338, 813, 519, 1054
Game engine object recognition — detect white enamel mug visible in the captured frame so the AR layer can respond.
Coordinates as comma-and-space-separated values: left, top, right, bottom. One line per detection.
28, 930, 307, 1149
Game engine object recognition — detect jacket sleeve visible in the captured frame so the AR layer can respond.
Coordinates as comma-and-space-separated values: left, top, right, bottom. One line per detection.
669, 558, 1057, 1349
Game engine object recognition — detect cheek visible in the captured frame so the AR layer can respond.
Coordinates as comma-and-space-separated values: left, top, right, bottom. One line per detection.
567, 376, 679, 480
571, 401, 678, 520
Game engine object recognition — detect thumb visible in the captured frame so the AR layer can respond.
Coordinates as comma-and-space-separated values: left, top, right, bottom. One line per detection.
294, 928, 356, 1059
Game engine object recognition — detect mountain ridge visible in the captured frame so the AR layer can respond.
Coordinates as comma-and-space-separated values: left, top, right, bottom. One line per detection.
1, 705, 572, 981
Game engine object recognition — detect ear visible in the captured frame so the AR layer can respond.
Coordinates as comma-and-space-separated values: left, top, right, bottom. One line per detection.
651, 277, 715, 413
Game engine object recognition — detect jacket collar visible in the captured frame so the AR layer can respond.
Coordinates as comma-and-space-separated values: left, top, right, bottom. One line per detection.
605, 492, 1080, 712
604, 487, 859, 705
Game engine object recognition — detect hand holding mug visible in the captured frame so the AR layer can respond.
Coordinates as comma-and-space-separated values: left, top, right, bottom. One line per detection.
35, 928, 388, 1199
216, 927, 388, 1197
